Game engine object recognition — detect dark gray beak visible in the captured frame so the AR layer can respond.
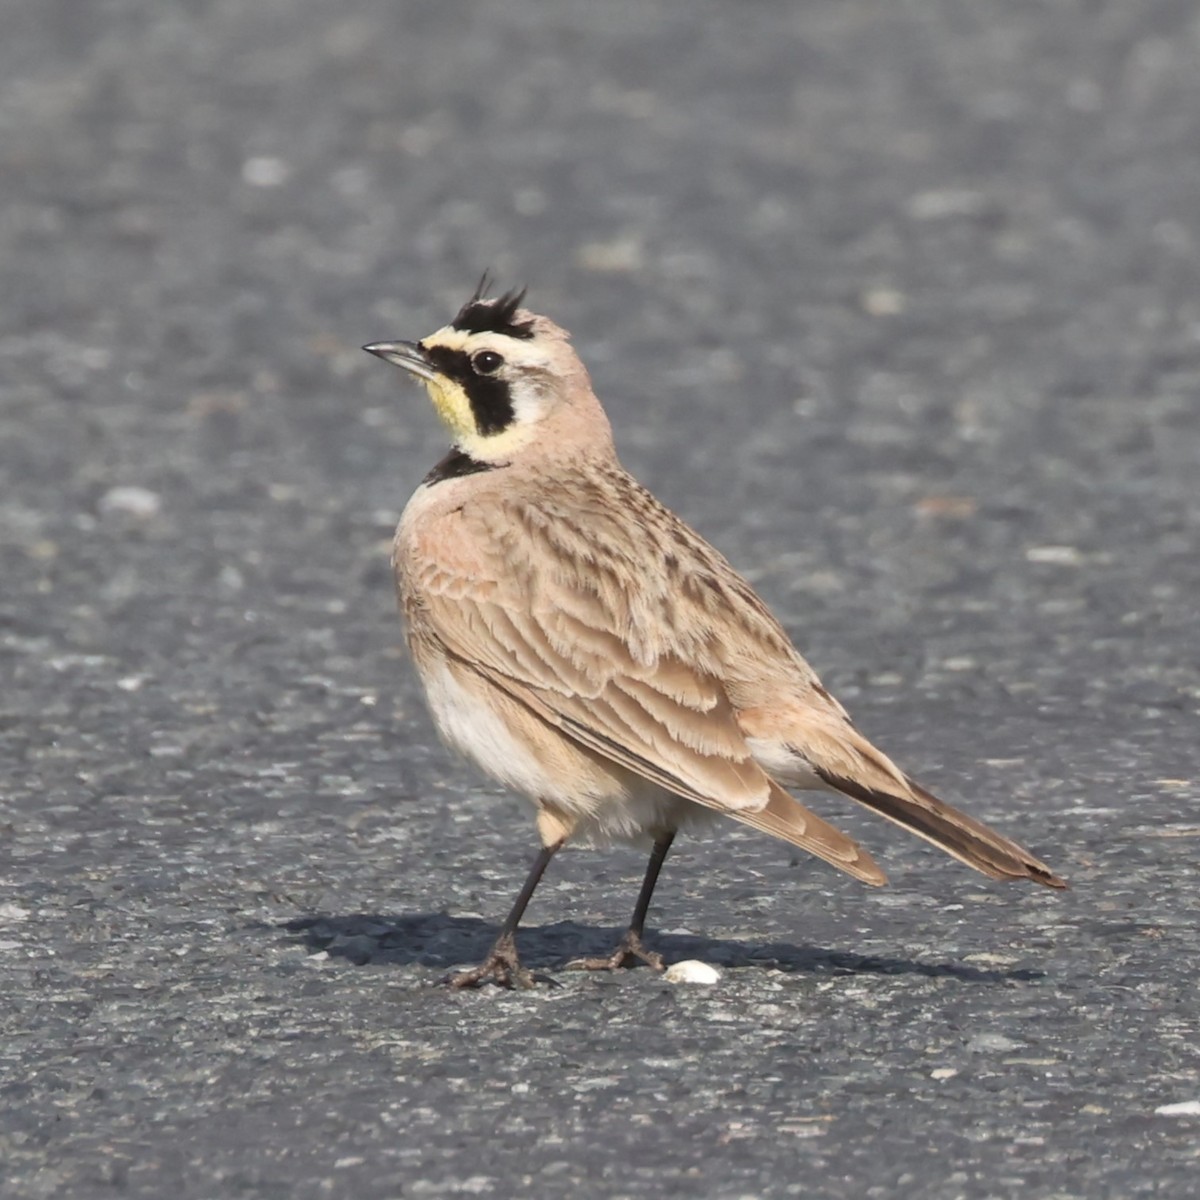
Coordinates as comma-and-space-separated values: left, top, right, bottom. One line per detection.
362, 340, 436, 382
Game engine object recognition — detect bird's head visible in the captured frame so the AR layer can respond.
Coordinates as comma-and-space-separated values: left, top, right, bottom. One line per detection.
364, 283, 609, 464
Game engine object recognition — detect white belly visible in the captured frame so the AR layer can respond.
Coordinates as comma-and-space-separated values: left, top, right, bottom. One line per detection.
422, 658, 569, 804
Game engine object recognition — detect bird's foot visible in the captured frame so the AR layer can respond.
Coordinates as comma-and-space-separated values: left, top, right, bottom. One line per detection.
567, 929, 664, 973
445, 932, 534, 989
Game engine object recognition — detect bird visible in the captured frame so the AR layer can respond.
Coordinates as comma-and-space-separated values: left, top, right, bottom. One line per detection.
362, 281, 1066, 988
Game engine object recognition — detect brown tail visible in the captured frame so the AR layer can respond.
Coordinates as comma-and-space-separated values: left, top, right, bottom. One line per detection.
815, 768, 1066, 888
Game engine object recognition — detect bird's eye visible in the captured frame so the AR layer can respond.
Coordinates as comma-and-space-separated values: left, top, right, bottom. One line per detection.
472, 350, 504, 375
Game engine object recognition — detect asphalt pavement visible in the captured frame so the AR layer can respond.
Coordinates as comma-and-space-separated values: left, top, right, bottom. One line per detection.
2, 1, 1199, 1196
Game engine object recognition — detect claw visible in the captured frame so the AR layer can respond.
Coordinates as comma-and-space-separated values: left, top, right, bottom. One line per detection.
567, 929, 664, 973
445, 932, 534, 989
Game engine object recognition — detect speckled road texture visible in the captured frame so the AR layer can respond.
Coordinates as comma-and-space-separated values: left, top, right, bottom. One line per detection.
2, 1, 1198, 1197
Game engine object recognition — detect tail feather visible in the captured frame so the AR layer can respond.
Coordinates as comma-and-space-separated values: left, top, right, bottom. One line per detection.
729, 781, 888, 887
815, 767, 1066, 889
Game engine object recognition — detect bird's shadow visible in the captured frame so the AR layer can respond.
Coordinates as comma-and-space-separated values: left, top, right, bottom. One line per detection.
280, 911, 1044, 983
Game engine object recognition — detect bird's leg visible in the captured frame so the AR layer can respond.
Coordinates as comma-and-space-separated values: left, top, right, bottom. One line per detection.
569, 832, 675, 972
448, 839, 563, 989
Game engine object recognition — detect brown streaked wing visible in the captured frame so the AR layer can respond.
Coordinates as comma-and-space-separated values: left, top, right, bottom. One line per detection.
424, 582, 771, 810
414, 547, 794, 812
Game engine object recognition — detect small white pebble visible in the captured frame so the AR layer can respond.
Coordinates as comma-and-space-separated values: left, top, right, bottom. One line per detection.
1026, 544, 1084, 565
967, 1033, 1022, 1053
242, 156, 289, 187
906, 189, 986, 220
942, 656, 978, 672
664, 960, 721, 985
0, 903, 29, 922
1155, 1100, 1200, 1116
861, 286, 906, 315
99, 485, 160, 518
575, 236, 644, 273
218, 565, 245, 592
930, 1068, 958, 1080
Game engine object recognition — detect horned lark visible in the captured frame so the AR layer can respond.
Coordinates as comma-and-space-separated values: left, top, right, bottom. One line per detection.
363, 283, 1065, 989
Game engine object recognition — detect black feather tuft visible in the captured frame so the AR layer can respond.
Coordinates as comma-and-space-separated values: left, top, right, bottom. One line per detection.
471, 270, 493, 303
451, 284, 534, 339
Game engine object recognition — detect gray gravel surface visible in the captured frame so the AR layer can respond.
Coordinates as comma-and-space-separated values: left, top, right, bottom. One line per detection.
3, 1, 1199, 1197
